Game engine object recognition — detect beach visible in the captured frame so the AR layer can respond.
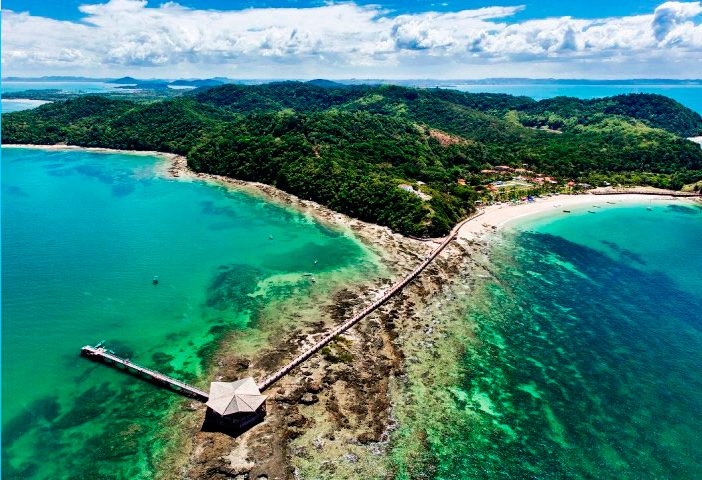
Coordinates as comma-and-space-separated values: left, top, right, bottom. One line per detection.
4, 143, 701, 479
458, 192, 701, 241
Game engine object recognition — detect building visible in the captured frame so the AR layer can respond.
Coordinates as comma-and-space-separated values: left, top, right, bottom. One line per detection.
494, 165, 513, 172
205, 377, 267, 430
457, 178, 466, 185
398, 183, 432, 201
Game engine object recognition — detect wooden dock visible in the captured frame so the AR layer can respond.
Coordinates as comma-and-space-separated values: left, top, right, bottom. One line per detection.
81, 345, 209, 401
256, 211, 483, 391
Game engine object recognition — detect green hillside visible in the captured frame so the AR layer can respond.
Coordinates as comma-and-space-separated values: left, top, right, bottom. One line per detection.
3, 82, 701, 236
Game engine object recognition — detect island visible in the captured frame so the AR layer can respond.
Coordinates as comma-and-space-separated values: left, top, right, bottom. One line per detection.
3, 81, 702, 237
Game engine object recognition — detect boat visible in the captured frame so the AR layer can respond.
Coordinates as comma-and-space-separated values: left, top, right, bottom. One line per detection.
269, 234, 274, 240
588, 210, 596, 213
607, 201, 616, 204
152, 275, 159, 285
314, 259, 319, 265
563, 210, 571, 213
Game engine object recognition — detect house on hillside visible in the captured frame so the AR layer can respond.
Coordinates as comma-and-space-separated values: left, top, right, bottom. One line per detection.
398, 183, 432, 201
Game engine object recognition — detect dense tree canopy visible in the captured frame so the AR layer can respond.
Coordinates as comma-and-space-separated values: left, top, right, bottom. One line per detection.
3, 82, 701, 235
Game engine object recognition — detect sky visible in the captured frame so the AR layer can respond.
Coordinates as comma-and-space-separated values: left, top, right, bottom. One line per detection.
2, 0, 702, 79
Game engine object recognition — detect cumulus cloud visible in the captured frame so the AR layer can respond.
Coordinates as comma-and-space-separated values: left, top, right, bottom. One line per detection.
653, 1, 702, 40
2, 0, 702, 77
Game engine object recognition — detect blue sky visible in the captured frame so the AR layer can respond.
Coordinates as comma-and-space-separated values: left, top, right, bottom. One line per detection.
3, 0, 669, 21
3, 0, 702, 78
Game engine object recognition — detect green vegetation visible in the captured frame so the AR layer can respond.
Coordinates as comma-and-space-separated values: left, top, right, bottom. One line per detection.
3, 82, 701, 235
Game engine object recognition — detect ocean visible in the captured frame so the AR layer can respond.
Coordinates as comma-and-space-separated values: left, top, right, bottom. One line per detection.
1, 81, 122, 113
392, 202, 702, 478
450, 83, 702, 114
0, 147, 373, 479
3, 81, 702, 115
1, 81, 121, 94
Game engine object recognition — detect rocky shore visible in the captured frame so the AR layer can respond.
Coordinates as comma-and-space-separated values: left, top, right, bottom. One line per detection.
155, 151, 495, 479
8, 144, 696, 479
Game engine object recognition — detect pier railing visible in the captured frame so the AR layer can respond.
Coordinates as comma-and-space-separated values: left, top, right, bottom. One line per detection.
81, 345, 209, 401
256, 211, 484, 391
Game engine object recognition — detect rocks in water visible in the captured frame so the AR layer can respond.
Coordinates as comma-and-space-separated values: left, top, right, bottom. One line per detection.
306, 381, 323, 394
287, 413, 307, 428
357, 431, 377, 444
300, 393, 319, 405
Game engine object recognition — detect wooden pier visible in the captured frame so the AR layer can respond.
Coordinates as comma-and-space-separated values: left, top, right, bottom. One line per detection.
80, 345, 209, 401
256, 211, 483, 391
79, 210, 483, 402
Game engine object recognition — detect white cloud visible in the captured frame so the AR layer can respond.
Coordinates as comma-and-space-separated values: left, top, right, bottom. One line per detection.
2, 0, 702, 78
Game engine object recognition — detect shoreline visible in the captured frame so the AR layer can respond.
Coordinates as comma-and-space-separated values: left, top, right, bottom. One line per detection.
458, 193, 700, 241
2, 144, 410, 257
6, 143, 701, 478
1, 98, 52, 105
6, 144, 699, 243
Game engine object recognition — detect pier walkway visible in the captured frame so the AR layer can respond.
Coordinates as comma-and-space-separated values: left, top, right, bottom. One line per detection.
81, 345, 209, 401
256, 210, 483, 391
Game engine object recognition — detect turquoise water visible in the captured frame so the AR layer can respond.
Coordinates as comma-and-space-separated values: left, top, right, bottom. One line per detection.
1, 99, 52, 113
1, 81, 121, 113
1, 147, 371, 479
450, 84, 702, 114
1, 81, 121, 94
393, 202, 702, 478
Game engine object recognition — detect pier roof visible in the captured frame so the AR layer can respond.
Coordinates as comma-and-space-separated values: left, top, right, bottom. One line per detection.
206, 377, 266, 415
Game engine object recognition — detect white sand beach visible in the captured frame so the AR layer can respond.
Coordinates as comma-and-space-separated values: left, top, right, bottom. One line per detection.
458, 193, 700, 241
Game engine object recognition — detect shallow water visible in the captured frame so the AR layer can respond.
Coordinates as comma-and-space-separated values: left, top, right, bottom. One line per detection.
392, 202, 702, 479
1, 81, 121, 94
1, 147, 372, 479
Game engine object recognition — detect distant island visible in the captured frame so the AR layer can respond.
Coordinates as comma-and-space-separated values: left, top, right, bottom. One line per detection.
4, 76, 702, 86
3, 81, 702, 236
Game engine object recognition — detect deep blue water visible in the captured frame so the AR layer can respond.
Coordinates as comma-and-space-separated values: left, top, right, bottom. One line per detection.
393, 202, 702, 479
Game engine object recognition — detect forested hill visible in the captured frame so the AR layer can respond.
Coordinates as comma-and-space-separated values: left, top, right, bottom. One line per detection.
3, 82, 702, 236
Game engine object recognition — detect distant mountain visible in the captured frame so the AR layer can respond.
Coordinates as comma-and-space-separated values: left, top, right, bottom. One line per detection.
2, 76, 112, 82
5, 76, 701, 87
4, 82, 701, 236
170, 79, 224, 87
110, 76, 164, 85
306, 79, 352, 88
